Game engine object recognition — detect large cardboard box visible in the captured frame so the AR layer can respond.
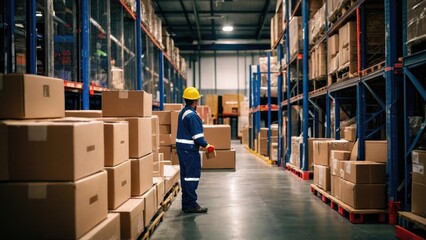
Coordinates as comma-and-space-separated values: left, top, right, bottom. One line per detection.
0, 74, 65, 119
339, 21, 357, 48
341, 161, 386, 184
0, 120, 104, 181
151, 116, 159, 134
341, 179, 386, 209
365, 140, 387, 163
121, 117, 152, 158
412, 150, 426, 185
314, 165, 331, 191
112, 198, 145, 240
135, 186, 157, 227
201, 149, 236, 169
412, 182, 426, 217
331, 159, 346, 177
164, 165, 180, 194
164, 103, 183, 111
153, 111, 171, 125
331, 150, 351, 160
131, 153, 154, 196
328, 34, 339, 57
307, 138, 329, 170
205, 94, 219, 118
170, 111, 179, 144
65, 110, 103, 118
159, 125, 171, 134
331, 175, 342, 199
102, 91, 152, 117
105, 160, 131, 210
0, 171, 108, 239
153, 177, 165, 208
313, 140, 354, 166
160, 146, 172, 160
222, 94, 244, 114
159, 134, 171, 146
79, 213, 120, 240
203, 125, 231, 150
104, 121, 129, 167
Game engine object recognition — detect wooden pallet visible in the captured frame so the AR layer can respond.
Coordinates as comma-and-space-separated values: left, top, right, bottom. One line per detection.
360, 61, 385, 77
285, 163, 314, 180
407, 35, 426, 55
396, 212, 426, 240
310, 184, 388, 224
141, 208, 165, 240
162, 183, 180, 211
328, 61, 358, 86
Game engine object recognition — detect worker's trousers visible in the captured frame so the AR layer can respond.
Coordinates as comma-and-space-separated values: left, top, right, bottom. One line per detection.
176, 149, 201, 210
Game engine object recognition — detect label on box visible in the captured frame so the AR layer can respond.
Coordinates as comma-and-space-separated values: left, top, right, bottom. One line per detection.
28, 184, 47, 199
413, 153, 419, 164
345, 162, 351, 174
119, 91, 128, 99
28, 126, 47, 141
413, 164, 424, 175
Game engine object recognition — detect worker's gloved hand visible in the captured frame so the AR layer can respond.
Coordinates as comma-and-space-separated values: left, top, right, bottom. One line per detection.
206, 144, 215, 153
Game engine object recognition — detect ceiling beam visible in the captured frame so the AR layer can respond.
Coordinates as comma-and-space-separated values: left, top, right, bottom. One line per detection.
154, 10, 275, 14
152, 0, 173, 32
178, 43, 270, 51
191, 0, 202, 45
179, 0, 193, 33
255, 0, 272, 40
166, 24, 270, 29
210, 0, 216, 40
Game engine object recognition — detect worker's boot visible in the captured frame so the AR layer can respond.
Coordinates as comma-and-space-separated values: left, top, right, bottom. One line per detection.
183, 204, 208, 213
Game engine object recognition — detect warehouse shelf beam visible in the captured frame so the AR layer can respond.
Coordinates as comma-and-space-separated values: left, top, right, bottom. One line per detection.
136, 0, 143, 90
366, 124, 386, 140
81, 0, 90, 109
361, 70, 385, 82
26, 0, 37, 74
365, 109, 385, 126
363, 81, 386, 110
328, 0, 366, 35
404, 69, 426, 102
328, 77, 359, 92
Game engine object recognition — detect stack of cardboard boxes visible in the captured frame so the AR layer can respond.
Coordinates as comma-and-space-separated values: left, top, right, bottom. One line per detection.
0, 74, 119, 239
328, 34, 340, 76
202, 125, 236, 169
338, 21, 358, 77
411, 150, 426, 218
257, 126, 279, 158
196, 105, 212, 124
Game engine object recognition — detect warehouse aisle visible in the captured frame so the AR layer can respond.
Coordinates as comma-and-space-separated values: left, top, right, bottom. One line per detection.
152, 141, 394, 240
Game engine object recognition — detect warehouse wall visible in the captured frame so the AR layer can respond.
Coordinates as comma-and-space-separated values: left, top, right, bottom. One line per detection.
184, 50, 265, 99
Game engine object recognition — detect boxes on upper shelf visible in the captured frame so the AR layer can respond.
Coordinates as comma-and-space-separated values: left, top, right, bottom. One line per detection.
102, 91, 152, 117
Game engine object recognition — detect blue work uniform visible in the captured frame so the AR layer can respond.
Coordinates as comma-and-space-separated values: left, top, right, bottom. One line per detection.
175, 106, 208, 210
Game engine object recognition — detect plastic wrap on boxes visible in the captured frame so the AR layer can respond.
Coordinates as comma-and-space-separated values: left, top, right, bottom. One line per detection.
289, 17, 303, 58
407, 0, 426, 45
409, 116, 423, 137
309, 4, 326, 45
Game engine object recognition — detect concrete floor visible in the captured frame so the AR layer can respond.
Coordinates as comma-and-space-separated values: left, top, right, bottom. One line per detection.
152, 140, 395, 240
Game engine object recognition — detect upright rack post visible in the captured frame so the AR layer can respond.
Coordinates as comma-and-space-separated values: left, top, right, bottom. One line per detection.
159, 50, 164, 110
285, 0, 292, 164
81, 0, 90, 109
334, 94, 341, 140
249, 65, 254, 149
26, 0, 37, 74
257, 65, 262, 135
325, 0, 331, 138
278, 44, 284, 166
4, 0, 15, 73
136, 0, 143, 90
302, 0, 310, 171
267, 51, 272, 157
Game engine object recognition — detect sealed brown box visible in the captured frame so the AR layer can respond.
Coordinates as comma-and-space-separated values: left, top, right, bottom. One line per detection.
205, 94, 219, 117
170, 111, 179, 144
159, 134, 171, 146
131, 153, 154, 196
412, 150, 426, 185
112, 198, 145, 240
0, 171, 108, 239
159, 125, 171, 134
121, 117, 152, 158
164, 103, 183, 111
203, 125, 231, 150
135, 186, 157, 227
202, 149, 236, 169
222, 94, 244, 114
365, 140, 387, 163
153, 177, 165, 208
412, 182, 426, 217
339, 21, 357, 48
344, 126, 356, 142
330, 175, 342, 199
79, 213, 120, 240
160, 146, 172, 160
331, 150, 351, 160
171, 148, 179, 165
313, 140, 354, 166
104, 121, 129, 167
65, 110, 103, 118
0, 120, 104, 181
340, 179, 386, 209
328, 34, 339, 57
331, 159, 346, 177
314, 165, 331, 191
0, 74, 65, 119
153, 111, 171, 125
308, 138, 329, 170
102, 91, 152, 117
341, 161, 386, 184
151, 116, 160, 151
164, 165, 180, 193
105, 160, 131, 210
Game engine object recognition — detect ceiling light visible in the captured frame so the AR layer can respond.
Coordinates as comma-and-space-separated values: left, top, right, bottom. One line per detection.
223, 26, 233, 32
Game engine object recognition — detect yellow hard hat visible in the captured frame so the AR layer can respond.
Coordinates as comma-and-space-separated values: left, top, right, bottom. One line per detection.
183, 87, 202, 100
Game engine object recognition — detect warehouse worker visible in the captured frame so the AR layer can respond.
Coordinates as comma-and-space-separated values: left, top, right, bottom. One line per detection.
176, 87, 215, 214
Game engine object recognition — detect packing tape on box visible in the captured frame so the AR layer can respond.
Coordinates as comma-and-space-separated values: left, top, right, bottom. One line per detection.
28, 183, 47, 199
319, 167, 324, 185
28, 125, 47, 142
413, 163, 424, 175
345, 162, 351, 174
118, 91, 129, 99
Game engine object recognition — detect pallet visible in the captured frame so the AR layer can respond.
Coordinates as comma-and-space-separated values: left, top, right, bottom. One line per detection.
396, 211, 426, 240
245, 147, 277, 166
285, 163, 314, 180
360, 61, 385, 77
162, 183, 180, 211
328, 62, 358, 86
407, 35, 426, 56
310, 184, 388, 224
141, 208, 165, 240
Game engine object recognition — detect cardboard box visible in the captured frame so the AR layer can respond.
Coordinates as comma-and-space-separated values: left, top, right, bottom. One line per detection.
79, 213, 120, 240
153, 177, 165, 208
160, 146, 171, 160
65, 110, 103, 118
412, 182, 426, 217
105, 160, 131, 210
159, 134, 171, 146
0, 74, 65, 119
341, 161, 386, 184
112, 198, 145, 240
135, 186, 157, 227
340, 180, 386, 209
331, 159, 346, 177
0, 171, 108, 239
104, 121, 129, 167
313, 140, 354, 166
164, 165, 180, 194
131, 153, 154, 196
365, 140, 387, 163
201, 149, 236, 169
121, 117, 152, 158
151, 115, 160, 134
205, 94, 219, 118
328, 34, 339, 57
102, 91, 152, 117
412, 150, 426, 185
222, 94, 244, 114
339, 21, 357, 48
203, 125, 231, 150
153, 111, 171, 125
170, 111, 179, 145
171, 148, 179, 165
307, 138, 329, 170
331, 150, 351, 160
159, 125, 171, 134
314, 165, 331, 191
0, 120, 104, 181
164, 103, 183, 111
331, 175, 342, 199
